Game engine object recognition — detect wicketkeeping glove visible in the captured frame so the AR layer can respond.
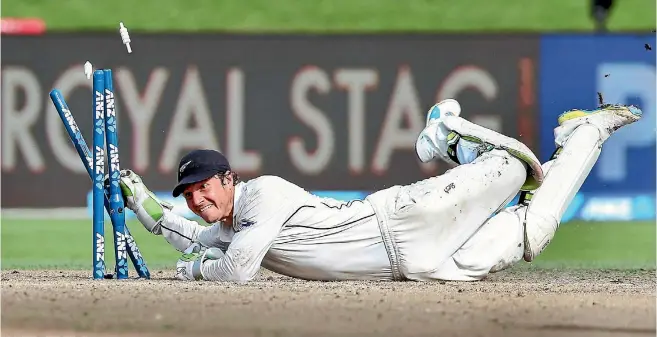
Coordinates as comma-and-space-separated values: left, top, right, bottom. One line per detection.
176, 242, 225, 281
114, 169, 174, 233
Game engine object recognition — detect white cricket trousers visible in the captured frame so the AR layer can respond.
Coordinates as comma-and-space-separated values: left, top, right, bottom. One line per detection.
366, 149, 527, 281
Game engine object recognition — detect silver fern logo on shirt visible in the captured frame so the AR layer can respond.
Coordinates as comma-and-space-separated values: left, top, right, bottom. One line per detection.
234, 219, 255, 232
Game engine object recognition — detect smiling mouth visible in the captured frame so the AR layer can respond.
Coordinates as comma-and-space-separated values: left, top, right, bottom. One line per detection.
198, 204, 213, 213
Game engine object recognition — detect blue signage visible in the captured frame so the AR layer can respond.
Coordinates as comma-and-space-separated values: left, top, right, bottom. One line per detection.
539, 34, 655, 194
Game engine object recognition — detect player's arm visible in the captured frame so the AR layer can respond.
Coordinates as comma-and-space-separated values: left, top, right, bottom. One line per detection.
177, 177, 302, 282
198, 209, 286, 282
157, 213, 230, 252
117, 170, 227, 251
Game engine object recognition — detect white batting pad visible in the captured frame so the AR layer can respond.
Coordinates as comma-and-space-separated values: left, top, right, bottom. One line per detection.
523, 124, 602, 261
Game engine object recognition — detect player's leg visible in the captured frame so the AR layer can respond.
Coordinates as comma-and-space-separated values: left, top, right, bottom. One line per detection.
520, 104, 642, 261
429, 155, 558, 281
372, 104, 545, 280
371, 147, 528, 281
427, 204, 526, 281
415, 100, 544, 191
442, 153, 558, 278
428, 149, 556, 281
431, 104, 644, 280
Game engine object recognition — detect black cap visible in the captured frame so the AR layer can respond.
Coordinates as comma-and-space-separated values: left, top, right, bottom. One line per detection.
172, 149, 231, 197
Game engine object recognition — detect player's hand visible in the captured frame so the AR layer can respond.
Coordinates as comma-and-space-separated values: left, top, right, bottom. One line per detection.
175, 242, 224, 281
115, 169, 174, 233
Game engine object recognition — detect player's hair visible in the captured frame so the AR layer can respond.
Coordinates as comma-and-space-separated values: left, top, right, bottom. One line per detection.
214, 171, 240, 186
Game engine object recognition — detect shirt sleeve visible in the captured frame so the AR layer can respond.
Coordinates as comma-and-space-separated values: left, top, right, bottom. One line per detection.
200, 177, 303, 282
150, 210, 232, 252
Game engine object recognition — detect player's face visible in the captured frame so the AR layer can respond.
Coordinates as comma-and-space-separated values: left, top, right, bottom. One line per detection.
182, 174, 234, 224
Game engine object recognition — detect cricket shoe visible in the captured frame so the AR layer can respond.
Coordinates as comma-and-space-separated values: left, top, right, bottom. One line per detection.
553, 104, 642, 147
415, 99, 462, 164
424, 99, 461, 125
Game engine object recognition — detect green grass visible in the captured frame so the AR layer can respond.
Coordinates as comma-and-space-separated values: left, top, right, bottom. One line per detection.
1, 219, 654, 271
530, 221, 656, 269
1, 219, 181, 270
2, 0, 654, 32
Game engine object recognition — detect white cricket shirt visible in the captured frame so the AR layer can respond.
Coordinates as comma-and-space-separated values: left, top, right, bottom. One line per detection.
200, 176, 393, 281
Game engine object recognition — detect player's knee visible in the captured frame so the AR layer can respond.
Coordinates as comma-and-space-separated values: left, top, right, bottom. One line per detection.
471, 150, 527, 195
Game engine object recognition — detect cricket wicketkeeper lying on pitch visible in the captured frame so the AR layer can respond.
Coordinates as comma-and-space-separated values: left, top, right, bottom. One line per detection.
116, 99, 641, 282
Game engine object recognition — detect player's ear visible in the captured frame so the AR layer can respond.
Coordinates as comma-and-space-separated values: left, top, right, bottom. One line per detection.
217, 171, 233, 186
224, 171, 234, 185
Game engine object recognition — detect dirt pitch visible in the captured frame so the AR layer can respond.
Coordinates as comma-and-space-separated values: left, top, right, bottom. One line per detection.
2, 268, 655, 337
